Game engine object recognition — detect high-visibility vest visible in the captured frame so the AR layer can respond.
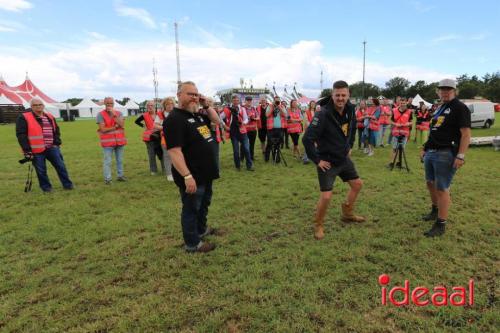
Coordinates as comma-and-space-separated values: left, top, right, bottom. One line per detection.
266, 105, 287, 130
368, 106, 380, 131
355, 109, 365, 129
242, 106, 258, 131
98, 110, 127, 147
391, 109, 411, 137
142, 112, 156, 142
223, 106, 247, 135
287, 108, 302, 133
416, 111, 430, 131
305, 109, 314, 124
157, 111, 167, 146
23, 111, 56, 153
379, 105, 391, 125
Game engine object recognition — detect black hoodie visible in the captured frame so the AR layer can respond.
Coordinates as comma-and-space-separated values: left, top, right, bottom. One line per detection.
302, 98, 357, 165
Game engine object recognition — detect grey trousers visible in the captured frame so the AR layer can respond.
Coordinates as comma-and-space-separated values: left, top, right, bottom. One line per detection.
145, 141, 164, 173
161, 145, 172, 176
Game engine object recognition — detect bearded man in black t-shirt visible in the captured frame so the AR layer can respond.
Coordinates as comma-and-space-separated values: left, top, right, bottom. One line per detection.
420, 79, 471, 237
164, 81, 221, 253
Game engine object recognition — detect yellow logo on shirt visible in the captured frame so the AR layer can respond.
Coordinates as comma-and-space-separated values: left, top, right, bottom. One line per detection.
342, 123, 349, 136
197, 125, 211, 139
434, 116, 445, 128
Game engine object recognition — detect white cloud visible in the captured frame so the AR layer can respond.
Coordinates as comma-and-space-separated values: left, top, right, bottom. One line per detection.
0, 0, 32, 12
470, 33, 487, 41
0, 40, 453, 101
114, 0, 156, 29
0, 20, 24, 32
411, 1, 435, 13
0, 24, 15, 32
431, 34, 461, 44
86, 31, 107, 40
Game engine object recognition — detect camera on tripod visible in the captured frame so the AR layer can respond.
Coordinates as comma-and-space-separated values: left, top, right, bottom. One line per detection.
19, 155, 33, 164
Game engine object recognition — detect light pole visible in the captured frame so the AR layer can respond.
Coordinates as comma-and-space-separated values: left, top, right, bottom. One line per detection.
362, 39, 367, 100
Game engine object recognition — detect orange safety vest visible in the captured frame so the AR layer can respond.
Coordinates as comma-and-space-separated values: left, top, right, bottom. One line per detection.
157, 111, 167, 147
98, 110, 127, 147
368, 106, 380, 131
266, 105, 287, 130
223, 106, 247, 135
355, 108, 365, 129
379, 105, 391, 125
142, 112, 156, 142
416, 111, 430, 131
23, 112, 56, 153
243, 106, 258, 132
287, 108, 302, 133
305, 109, 314, 124
391, 109, 411, 137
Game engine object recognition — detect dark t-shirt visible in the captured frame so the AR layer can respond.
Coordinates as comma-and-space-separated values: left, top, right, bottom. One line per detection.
424, 98, 471, 152
164, 108, 219, 188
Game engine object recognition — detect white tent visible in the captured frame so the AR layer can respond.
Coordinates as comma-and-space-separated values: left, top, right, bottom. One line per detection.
74, 98, 101, 118
412, 94, 433, 108
0, 94, 17, 105
124, 100, 140, 110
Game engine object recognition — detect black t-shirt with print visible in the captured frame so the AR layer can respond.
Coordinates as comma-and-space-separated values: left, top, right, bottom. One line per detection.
424, 98, 471, 152
164, 107, 219, 188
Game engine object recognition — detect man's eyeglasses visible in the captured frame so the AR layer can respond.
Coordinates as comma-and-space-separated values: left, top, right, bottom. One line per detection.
105, 103, 114, 106
185, 92, 200, 98
32, 104, 43, 107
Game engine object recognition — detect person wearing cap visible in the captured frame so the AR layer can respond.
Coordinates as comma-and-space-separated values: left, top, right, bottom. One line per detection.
420, 79, 471, 237
241, 96, 259, 162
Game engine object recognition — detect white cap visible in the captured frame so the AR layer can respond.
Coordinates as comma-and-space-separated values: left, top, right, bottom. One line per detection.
438, 78, 457, 89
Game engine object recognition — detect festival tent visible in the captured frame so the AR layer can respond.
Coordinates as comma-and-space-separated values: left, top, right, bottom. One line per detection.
114, 100, 128, 115
124, 99, 140, 110
0, 93, 17, 105
297, 95, 315, 107
0, 74, 58, 105
412, 94, 433, 108
74, 98, 101, 118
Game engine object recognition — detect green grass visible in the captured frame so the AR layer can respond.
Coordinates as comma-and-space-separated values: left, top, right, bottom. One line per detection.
0, 116, 499, 332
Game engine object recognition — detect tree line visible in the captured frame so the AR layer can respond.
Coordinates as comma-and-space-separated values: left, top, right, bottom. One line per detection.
320, 72, 500, 103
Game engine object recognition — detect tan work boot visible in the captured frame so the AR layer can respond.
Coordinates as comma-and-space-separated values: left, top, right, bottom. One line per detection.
314, 219, 325, 240
341, 202, 366, 223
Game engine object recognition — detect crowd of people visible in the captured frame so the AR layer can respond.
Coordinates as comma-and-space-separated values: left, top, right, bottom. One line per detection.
15, 78, 471, 252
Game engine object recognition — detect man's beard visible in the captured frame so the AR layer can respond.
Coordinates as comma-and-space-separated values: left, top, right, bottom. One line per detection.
182, 101, 199, 113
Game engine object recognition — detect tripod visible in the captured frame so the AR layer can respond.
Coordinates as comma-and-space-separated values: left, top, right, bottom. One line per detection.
390, 137, 410, 172
270, 138, 287, 167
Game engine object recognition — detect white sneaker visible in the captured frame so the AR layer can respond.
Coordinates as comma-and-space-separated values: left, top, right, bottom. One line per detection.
363, 148, 369, 154
167, 175, 174, 181
368, 151, 374, 157
151, 172, 157, 176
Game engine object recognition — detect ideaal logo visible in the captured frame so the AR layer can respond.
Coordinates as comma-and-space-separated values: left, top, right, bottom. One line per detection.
379, 274, 474, 306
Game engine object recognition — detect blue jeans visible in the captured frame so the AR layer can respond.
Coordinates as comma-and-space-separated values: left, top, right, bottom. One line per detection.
103, 145, 124, 181
32, 146, 73, 191
424, 149, 456, 190
231, 134, 252, 169
379, 124, 390, 145
179, 181, 213, 249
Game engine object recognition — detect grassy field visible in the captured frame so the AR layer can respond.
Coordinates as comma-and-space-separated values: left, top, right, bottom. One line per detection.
0, 113, 499, 332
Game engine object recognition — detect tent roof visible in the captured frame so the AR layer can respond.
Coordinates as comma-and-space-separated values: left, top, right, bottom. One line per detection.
412, 94, 432, 108
0, 93, 17, 105
124, 100, 139, 109
75, 98, 101, 108
0, 75, 58, 104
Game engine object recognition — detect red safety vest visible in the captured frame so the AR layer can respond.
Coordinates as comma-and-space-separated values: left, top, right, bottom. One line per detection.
98, 110, 127, 147
305, 109, 314, 124
243, 106, 258, 132
142, 112, 156, 142
391, 109, 411, 137
157, 111, 167, 146
287, 108, 302, 133
355, 108, 365, 129
379, 105, 391, 125
223, 106, 247, 135
266, 105, 287, 130
416, 111, 430, 131
23, 112, 56, 153
368, 106, 380, 131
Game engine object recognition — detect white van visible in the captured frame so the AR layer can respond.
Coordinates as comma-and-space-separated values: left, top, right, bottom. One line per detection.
465, 102, 495, 128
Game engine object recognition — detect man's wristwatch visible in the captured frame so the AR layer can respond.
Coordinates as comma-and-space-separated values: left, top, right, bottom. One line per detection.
183, 173, 193, 180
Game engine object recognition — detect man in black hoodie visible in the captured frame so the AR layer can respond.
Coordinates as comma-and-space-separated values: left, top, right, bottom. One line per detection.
302, 81, 365, 240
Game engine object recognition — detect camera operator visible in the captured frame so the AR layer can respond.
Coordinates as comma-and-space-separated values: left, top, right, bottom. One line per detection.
387, 102, 412, 168
15, 98, 74, 193
264, 95, 287, 162
223, 95, 254, 171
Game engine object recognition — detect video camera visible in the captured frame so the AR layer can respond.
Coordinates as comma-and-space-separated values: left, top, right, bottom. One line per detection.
19, 154, 33, 164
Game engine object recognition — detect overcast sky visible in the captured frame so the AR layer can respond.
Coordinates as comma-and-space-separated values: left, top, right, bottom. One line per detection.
1, 0, 499, 101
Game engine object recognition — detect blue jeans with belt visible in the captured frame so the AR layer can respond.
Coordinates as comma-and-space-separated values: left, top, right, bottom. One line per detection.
179, 181, 213, 250
230, 133, 252, 169
32, 146, 73, 192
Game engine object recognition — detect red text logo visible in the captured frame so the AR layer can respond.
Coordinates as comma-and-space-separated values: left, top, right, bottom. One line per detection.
379, 274, 474, 306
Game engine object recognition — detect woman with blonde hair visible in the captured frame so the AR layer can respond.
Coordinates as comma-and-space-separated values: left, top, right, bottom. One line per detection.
154, 97, 175, 181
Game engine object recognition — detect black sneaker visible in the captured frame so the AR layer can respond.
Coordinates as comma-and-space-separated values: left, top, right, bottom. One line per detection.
186, 242, 216, 253
422, 207, 438, 221
117, 176, 127, 182
387, 162, 394, 169
246, 166, 255, 171
424, 222, 445, 237
104, 180, 112, 185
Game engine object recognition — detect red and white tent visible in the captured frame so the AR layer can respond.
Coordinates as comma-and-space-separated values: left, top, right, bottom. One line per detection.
0, 74, 58, 105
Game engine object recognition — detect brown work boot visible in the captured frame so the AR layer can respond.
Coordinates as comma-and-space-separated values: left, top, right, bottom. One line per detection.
313, 219, 325, 240
186, 242, 216, 253
341, 202, 366, 223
